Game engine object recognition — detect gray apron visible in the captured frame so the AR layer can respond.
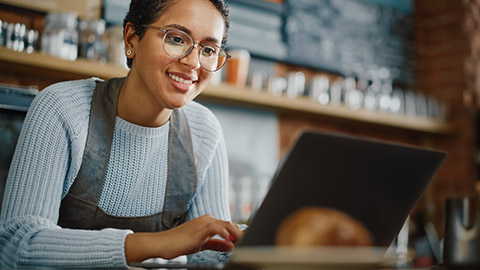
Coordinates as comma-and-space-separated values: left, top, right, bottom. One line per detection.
58, 77, 197, 232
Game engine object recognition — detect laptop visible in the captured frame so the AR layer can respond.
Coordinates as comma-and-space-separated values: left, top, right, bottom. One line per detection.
131, 129, 446, 269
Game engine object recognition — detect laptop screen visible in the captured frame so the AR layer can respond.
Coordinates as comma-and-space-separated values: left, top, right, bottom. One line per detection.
239, 130, 446, 247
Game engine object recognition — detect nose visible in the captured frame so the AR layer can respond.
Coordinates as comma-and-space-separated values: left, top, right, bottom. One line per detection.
179, 44, 201, 70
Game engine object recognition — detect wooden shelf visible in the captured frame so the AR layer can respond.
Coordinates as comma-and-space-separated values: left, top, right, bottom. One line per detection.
201, 83, 453, 134
0, 47, 453, 134
0, 47, 128, 79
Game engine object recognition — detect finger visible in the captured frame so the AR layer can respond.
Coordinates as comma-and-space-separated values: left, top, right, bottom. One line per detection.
214, 226, 232, 244
199, 217, 243, 244
210, 221, 242, 243
224, 222, 243, 243
202, 239, 235, 252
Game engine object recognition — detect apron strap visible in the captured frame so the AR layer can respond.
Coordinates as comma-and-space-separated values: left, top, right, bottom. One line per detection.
162, 109, 197, 229
68, 78, 123, 203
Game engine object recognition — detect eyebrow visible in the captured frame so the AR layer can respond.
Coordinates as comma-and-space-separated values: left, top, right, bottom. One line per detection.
163, 23, 220, 44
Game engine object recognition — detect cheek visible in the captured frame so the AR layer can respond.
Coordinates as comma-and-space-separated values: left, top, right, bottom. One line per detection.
192, 73, 211, 96
140, 41, 171, 69
199, 71, 214, 84
196, 74, 213, 93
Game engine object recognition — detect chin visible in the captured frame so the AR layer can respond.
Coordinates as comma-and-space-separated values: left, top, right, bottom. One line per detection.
167, 96, 193, 109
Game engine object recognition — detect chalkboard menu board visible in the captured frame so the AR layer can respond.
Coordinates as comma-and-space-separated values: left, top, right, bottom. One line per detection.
284, 0, 414, 83
227, 0, 286, 60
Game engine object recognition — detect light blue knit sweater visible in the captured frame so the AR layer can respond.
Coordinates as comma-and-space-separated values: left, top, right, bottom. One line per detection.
0, 78, 231, 268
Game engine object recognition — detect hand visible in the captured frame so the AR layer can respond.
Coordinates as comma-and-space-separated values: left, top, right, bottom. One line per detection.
161, 214, 243, 257
125, 215, 243, 263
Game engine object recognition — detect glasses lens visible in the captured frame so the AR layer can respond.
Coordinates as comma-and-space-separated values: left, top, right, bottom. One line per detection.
162, 28, 227, 72
163, 30, 193, 58
199, 46, 227, 72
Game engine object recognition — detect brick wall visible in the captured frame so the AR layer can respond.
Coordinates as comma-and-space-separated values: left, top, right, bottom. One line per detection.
410, 0, 477, 231
276, 0, 478, 234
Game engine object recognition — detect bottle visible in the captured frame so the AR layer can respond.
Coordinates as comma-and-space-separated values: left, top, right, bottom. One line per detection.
344, 76, 363, 110
309, 75, 330, 105
12, 23, 26, 52
106, 25, 127, 68
41, 13, 54, 54
25, 29, 39, 54
78, 19, 107, 62
390, 88, 405, 115
0, 20, 6, 46
41, 13, 78, 61
377, 68, 393, 113
286, 71, 306, 99
364, 80, 381, 111
59, 13, 78, 61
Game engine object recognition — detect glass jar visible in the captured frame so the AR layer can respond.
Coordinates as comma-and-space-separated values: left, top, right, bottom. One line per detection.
106, 25, 127, 68
12, 23, 26, 52
41, 13, 78, 61
78, 19, 107, 62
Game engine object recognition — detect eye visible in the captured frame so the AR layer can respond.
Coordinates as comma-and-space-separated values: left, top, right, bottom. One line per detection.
166, 33, 186, 46
201, 46, 217, 57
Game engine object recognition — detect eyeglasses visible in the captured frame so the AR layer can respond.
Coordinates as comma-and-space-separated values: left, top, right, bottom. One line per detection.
142, 25, 230, 72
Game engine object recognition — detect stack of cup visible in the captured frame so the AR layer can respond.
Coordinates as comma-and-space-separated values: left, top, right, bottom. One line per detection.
226, 49, 250, 88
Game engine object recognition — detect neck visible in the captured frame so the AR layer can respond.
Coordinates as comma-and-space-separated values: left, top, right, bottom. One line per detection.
117, 76, 172, 127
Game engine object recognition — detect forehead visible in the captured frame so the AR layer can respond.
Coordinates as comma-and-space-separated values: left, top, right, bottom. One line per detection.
155, 0, 225, 42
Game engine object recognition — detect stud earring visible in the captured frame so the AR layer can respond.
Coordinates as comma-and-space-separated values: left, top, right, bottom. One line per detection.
126, 49, 132, 56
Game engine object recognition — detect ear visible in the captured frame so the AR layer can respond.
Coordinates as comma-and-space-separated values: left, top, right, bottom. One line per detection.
124, 22, 138, 58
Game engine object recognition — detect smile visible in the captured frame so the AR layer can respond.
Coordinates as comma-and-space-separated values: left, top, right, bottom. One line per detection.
168, 73, 194, 85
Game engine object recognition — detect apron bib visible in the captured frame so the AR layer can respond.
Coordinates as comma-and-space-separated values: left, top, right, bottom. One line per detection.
58, 77, 197, 232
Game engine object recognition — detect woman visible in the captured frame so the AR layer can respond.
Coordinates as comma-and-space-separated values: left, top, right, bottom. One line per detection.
0, 0, 243, 268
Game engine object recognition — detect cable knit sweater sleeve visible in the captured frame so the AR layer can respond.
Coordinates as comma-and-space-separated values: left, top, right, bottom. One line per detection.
0, 79, 131, 269
183, 103, 232, 264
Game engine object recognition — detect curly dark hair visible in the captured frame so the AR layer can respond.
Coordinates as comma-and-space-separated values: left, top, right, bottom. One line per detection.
123, 0, 230, 68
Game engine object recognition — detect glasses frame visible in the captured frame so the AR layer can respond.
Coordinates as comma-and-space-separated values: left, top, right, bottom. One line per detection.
142, 24, 230, 72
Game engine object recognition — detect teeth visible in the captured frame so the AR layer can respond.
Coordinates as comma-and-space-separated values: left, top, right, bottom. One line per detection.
169, 73, 193, 84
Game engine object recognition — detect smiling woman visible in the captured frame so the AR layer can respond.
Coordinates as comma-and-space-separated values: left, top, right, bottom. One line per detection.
0, 0, 243, 269
120, 0, 229, 127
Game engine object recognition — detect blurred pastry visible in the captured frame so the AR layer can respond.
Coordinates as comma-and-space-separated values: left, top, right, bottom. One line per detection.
275, 206, 373, 246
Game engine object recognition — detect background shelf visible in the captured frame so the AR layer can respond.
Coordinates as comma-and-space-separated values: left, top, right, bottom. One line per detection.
0, 47, 453, 134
